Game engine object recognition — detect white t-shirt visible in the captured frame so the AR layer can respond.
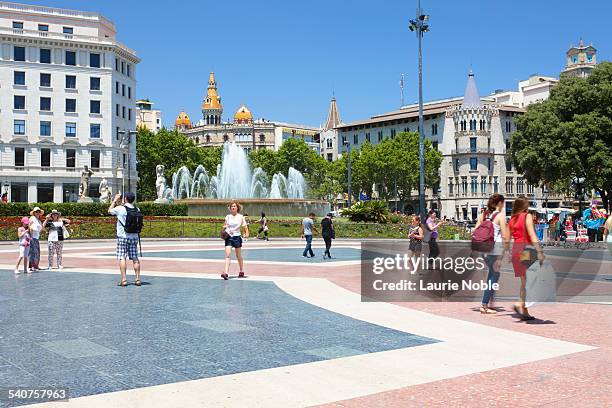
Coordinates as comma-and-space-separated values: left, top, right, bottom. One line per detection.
225, 214, 247, 237
29, 217, 43, 239
110, 204, 139, 239
46, 220, 65, 242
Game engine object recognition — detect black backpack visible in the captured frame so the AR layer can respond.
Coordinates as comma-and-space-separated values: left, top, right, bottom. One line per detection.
123, 206, 144, 234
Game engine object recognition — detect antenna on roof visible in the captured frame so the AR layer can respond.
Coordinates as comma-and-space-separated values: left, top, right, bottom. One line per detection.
399, 73, 405, 108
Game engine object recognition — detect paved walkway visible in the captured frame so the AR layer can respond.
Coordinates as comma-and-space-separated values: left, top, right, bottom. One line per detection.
0, 238, 609, 407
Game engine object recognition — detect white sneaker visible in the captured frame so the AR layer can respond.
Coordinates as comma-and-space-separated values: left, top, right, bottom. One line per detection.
58, 265, 64, 269
14, 269, 20, 274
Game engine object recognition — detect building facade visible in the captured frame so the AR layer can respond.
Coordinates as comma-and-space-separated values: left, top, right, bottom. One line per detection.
562, 38, 597, 77
319, 96, 341, 162
337, 72, 566, 219
136, 99, 161, 133
0, 2, 139, 202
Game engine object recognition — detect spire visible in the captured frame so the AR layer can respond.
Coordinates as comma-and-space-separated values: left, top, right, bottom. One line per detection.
208, 71, 217, 88
579, 37, 584, 48
462, 70, 482, 108
324, 96, 341, 131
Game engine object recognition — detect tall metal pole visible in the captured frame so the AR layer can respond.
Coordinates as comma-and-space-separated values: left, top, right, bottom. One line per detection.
127, 135, 131, 193
347, 142, 352, 207
416, 0, 426, 222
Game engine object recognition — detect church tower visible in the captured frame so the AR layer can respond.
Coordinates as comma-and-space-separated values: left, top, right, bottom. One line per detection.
202, 71, 223, 125
562, 38, 597, 78
323, 96, 341, 131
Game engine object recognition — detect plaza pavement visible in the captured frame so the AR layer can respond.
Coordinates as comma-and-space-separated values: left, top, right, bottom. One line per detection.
0, 238, 609, 407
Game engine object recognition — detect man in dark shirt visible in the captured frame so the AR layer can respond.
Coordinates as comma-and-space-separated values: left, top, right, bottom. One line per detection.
321, 213, 334, 259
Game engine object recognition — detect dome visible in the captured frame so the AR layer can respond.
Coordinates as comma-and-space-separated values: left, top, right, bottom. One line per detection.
175, 111, 192, 129
234, 104, 253, 124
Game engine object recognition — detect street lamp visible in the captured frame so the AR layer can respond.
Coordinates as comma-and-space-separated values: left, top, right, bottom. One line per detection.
409, 0, 430, 222
343, 140, 352, 207
119, 130, 138, 193
572, 176, 585, 215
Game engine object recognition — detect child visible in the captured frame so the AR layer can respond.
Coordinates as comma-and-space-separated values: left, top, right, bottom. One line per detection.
15, 217, 31, 274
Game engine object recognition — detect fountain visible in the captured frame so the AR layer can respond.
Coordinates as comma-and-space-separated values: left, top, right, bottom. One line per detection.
162, 142, 330, 216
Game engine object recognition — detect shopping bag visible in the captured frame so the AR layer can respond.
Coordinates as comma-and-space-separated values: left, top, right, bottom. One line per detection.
525, 260, 557, 305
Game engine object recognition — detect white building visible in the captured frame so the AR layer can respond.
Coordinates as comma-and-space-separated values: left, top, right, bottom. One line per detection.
489, 75, 558, 108
319, 96, 341, 162
0, 2, 139, 202
136, 99, 161, 133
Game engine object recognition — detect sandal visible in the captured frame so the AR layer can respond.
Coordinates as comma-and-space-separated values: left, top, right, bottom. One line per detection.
134, 279, 142, 287
221, 273, 229, 280
238, 271, 245, 278
118, 279, 128, 287
479, 306, 497, 314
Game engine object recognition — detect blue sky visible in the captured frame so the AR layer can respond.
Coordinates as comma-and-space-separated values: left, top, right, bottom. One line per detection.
36, 0, 612, 127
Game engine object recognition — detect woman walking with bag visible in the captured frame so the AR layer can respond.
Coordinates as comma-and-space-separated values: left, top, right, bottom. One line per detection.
508, 197, 545, 321
221, 201, 249, 280
45, 210, 70, 269
321, 212, 335, 259
28, 207, 44, 272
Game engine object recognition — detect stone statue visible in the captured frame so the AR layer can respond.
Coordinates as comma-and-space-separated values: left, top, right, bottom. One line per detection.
154, 164, 169, 203
99, 178, 111, 203
79, 165, 94, 198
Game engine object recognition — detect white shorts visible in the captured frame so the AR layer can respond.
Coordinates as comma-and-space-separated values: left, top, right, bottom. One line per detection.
19, 245, 30, 258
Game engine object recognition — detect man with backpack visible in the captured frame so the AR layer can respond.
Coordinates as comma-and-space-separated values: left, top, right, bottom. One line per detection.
109, 192, 143, 287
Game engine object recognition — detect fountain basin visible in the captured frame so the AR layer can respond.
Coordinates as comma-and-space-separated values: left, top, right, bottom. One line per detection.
183, 198, 331, 217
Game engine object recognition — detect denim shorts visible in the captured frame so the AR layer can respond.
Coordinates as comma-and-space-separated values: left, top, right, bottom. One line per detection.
225, 235, 243, 248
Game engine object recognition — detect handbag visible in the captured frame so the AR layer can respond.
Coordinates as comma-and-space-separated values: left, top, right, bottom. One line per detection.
62, 225, 70, 239
220, 229, 230, 240
519, 213, 537, 266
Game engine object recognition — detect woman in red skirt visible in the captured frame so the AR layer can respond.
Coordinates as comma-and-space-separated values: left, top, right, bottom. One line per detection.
508, 197, 545, 320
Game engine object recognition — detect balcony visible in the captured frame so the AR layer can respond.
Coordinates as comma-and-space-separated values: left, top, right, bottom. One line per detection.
451, 147, 495, 155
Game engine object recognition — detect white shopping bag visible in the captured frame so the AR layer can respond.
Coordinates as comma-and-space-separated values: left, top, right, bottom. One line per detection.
525, 260, 557, 306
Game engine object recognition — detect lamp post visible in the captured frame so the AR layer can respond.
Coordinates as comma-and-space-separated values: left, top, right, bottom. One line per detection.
409, 0, 430, 222
119, 130, 137, 193
343, 140, 352, 207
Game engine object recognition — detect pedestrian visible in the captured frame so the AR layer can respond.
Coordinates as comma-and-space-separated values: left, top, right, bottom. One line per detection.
15, 217, 31, 274
28, 207, 44, 272
109, 192, 143, 287
44, 210, 70, 269
408, 216, 424, 258
1, 192, 8, 203
321, 212, 335, 259
508, 196, 545, 321
301, 212, 318, 258
425, 210, 444, 269
604, 214, 612, 256
474, 193, 509, 315
256, 212, 269, 241
221, 201, 249, 280
548, 215, 560, 246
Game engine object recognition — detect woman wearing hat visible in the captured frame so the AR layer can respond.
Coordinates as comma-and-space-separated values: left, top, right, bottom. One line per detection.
44, 210, 70, 269
28, 207, 44, 271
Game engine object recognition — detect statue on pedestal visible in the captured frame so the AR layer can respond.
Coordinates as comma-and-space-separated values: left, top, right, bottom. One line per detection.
78, 165, 94, 203
155, 164, 169, 203
99, 178, 111, 203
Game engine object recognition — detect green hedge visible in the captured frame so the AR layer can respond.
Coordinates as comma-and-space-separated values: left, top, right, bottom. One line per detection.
0, 202, 188, 217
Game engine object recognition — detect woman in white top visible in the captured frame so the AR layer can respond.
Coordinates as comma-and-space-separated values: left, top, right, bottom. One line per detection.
474, 193, 510, 314
44, 210, 70, 269
604, 214, 612, 255
221, 201, 249, 280
28, 207, 44, 271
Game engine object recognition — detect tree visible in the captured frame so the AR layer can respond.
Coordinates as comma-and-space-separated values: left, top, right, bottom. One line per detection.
511, 62, 612, 211
136, 128, 221, 201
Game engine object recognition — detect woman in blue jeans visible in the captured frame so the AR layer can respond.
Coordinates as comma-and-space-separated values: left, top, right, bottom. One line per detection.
474, 193, 509, 314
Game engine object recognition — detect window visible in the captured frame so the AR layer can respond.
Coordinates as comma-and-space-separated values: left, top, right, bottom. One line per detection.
487, 157, 492, 171
14, 46, 25, 61
90, 77, 100, 90
14, 95, 25, 110
40, 48, 51, 63
481, 177, 487, 195
65, 75, 76, 89
455, 159, 459, 171
66, 99, 76, 113
128, 87, 131, 99
461, 177, 468, 195
391, 129, 396, 138
90, 53, 100, 68
505, 177, 514, 193
353, 134, 358, 145
41, 148, 51, 168
128, 109, 132, 121
40, 121, 51, 136
326, 138, 332, 148
341, 135, 347, 145
38, 24, 49, 31
115, 81, 119, 94
65, 51, 76, 66
63, 26, 73, 34
460, 120, 466, 131
15, 147, 25, 167
431, 123, 438, 135
505, 158, 512, 172
448, 178, 454, 195
527, 184, 534, 194
432, 141, 439, 151
505, 121, 511, 132
122, 84, 126, 96
90, 124, 101, 138
377, 131, 383, 141
14, 71, 25, 85
65, 122, 76, 137
14, 120, 26, 135
493, 177, 499, 193
122, 106, 126, 118
365, 132, 370, 143
517, 179, 524, 194
479, 119, 486, 131
121, 61, 125, 74
116, 104, 120, 117
470, 137, 477, 152
40, 97, 51, 111
471, 176, 478, 194
90, 100, 101, 114
40, 73, 51, 87
470, 157, 477, 171
90, 150, 100, 169
116, 127, 120, 141
66, 149, 76, 168
12, 21, 23, 29
127, 65, 131, 77
115, 58, 119, 71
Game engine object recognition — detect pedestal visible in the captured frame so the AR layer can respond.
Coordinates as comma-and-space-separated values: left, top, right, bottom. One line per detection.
78, 196, 94, 203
